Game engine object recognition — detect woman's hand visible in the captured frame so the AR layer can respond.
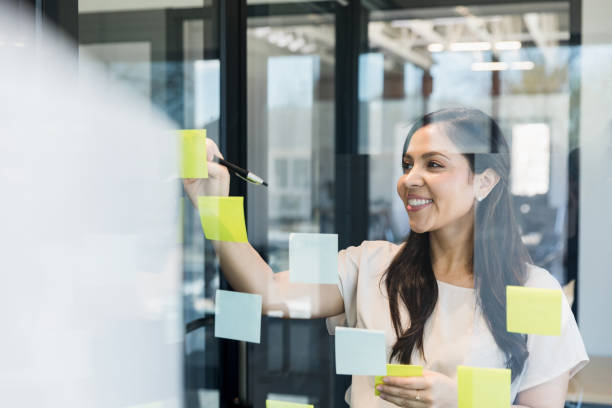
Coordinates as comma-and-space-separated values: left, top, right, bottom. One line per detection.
377, 369, 458, 408
183, 138, 230, 208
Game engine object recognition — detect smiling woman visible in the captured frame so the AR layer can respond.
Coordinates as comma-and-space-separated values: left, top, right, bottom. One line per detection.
183, 105, 588, 408
333, 108, 588, 407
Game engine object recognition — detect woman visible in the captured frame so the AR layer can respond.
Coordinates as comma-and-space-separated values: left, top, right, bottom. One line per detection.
184, 108, 588, 407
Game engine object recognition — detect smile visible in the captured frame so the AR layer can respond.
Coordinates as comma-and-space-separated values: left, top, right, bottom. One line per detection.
406, 199, 433, 212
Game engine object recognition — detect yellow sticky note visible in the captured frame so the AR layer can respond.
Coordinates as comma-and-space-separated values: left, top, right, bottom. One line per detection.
266, 400, 313, 408
375, 364, 423, 396
457, 366, 511, 408
179, 129, 208, 178
198, 196, 248, 242
506, 285, 562, 336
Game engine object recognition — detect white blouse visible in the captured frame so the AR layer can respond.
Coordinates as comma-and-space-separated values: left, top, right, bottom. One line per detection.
326, 240, 589, 407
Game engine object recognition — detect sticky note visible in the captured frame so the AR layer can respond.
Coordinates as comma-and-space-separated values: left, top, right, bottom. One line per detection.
506, 285, 562, 336
214, 289, 262, 343
335, 327, 386, 376
198, 196, 248, 242
180, 129, 208, 178
375, 364, 423, 396
266, 400, 313, 408
289, 233, 338, 284
457, 366, 511, 408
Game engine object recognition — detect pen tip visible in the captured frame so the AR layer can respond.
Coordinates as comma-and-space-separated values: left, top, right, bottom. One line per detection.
262, 181, 268, 187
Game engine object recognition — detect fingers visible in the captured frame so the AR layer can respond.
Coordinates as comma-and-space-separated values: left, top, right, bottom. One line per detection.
377, 384, 427, 401
206, 138, 223, 161
383, 376, 428, 390
207, 161, 228, 179
378, 391, 427, 407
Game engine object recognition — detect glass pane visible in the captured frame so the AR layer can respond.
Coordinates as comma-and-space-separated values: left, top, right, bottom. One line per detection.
246, 2, 338, 407
78, 2, 220, 407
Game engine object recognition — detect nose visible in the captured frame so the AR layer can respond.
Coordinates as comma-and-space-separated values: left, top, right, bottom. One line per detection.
399, 165, 425, 189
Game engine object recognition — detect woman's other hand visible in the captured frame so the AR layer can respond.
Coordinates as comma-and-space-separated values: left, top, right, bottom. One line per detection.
377, 369, 458, 408
183, 138, 230, 207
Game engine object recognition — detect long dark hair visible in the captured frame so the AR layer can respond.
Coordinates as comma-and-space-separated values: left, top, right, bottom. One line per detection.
383, 108, 531, 380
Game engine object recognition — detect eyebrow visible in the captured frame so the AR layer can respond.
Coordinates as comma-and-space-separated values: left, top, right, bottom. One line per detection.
403, 151, 450, 160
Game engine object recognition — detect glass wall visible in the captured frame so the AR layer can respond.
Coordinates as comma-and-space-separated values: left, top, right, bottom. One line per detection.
78, 1, 221, 406
14, 0, 612, 406
246, 2, 341, 406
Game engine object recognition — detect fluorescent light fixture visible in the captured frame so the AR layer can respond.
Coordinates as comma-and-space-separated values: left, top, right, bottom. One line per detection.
288, 37, 305, 52
253, 27, 271, 38
471, 62, 508, 71
450, 41, 491, 52
427, 43, 444, 52
511, 61, 535, 70
276, 33, 294, 48
494, 41, 521, 50
300, 43, 317, 54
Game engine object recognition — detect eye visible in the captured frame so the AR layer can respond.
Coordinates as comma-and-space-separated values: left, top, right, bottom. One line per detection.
429, 161, 443, 168
401, 162, 413, 171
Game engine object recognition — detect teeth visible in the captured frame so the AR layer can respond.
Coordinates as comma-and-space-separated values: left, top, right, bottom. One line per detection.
408, 199, 433, 206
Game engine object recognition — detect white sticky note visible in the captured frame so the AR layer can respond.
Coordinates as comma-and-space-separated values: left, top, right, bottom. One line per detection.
214, 290, 262, 343
335, 327, 386, 376
289, 233, 338, 284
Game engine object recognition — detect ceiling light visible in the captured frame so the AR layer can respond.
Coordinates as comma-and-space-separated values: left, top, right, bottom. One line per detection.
288, 37, 305, 52
472, 62, 508, 71
300, 43, 317, 54
494, 41, 522, 50
253, 27, 271, 38
450, 42, 491, 52
427, 43, 444, 52
511, 61, 535, 70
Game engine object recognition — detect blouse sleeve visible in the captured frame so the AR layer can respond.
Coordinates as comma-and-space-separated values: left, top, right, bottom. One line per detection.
325, 241, 366, 334
517, 266, 589, 393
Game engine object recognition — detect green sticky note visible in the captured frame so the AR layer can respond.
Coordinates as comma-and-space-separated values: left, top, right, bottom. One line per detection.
457, 366, 511, 408
180, 129, 208, 178
375, 364, 423, 396
266, 400, 313, 408
198, 196, 248, 242
506, 285, 562, 336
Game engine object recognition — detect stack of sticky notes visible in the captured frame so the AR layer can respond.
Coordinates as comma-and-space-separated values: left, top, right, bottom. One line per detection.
289, 233, 338, 284
214, 289, 262, 343
506, 286, 562, 336
198, 196, 248, 242
457, 366, 511, 408
266, 400, 313, 408
375, 364, 423, 396
335, 327, 386, 376
179, 129, 208, 179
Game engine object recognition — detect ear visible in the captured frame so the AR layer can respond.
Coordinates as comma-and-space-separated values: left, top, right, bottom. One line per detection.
474, 168, 501, 202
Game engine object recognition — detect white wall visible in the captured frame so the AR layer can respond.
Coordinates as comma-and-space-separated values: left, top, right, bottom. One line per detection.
578, 0, 612, 356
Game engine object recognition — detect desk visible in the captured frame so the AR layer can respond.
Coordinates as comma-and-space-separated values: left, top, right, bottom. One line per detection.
567, 356, 612, 405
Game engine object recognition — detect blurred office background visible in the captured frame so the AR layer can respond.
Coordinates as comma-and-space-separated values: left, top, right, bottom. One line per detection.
11, 0, 612, 407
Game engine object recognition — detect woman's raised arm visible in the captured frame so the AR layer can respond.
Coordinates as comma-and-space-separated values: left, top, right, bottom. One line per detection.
183, 138, 344, 319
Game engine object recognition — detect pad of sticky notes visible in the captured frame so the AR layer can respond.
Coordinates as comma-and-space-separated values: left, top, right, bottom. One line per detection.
289, 233, 338, 284
506, 285, 562, 336
214, 289, 262, 343
375, 364, 423, 396
179, 129, 208, 178
335, 327, 386, 376
266, 400, 313, 408
457, 366, 511, 408
198, 196, 248, 242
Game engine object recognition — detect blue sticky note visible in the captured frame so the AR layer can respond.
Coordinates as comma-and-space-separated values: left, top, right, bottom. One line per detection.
289, 233, 338, 284
214, 290, 262, 343
335, 327, 386, 375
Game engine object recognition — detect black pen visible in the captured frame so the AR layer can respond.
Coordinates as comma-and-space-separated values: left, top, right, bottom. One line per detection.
214, 157, 268, 187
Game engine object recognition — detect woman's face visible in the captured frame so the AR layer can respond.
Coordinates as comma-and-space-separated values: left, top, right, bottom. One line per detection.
396, 124, 476, 234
